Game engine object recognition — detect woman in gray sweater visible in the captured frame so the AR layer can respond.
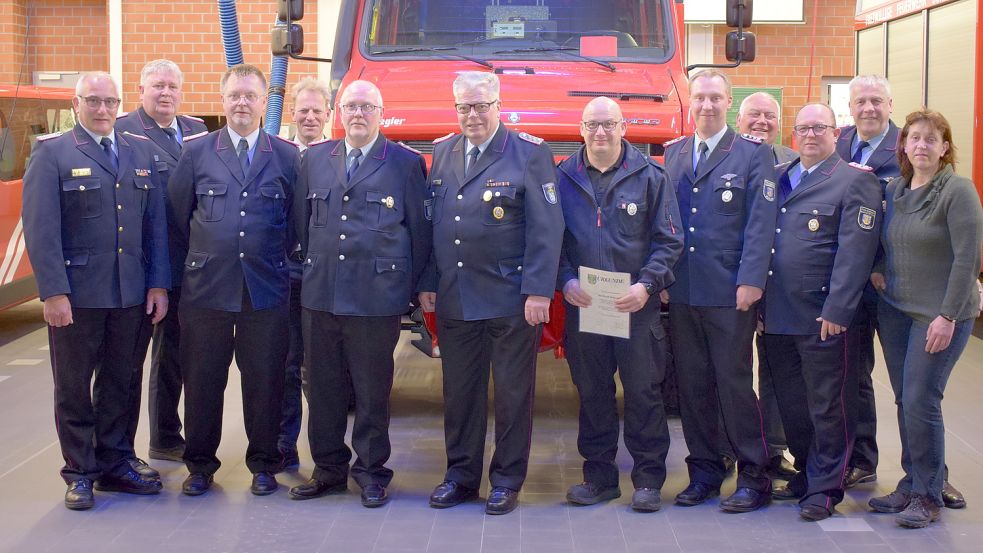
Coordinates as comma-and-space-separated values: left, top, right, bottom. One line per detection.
868, 109, 983, 529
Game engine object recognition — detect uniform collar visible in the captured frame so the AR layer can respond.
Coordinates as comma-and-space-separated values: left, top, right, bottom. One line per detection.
345, 133, 379, 158
227, 126, 260, 154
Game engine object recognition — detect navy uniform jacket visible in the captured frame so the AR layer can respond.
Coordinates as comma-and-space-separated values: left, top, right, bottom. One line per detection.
22, 124, 170, 308
836, 121, 901, 182
556, 140, 683, 292
763, 155, 882, 335
168, 128, 300, 312
115, 107, 207, 286
294, 135, 432, 316
422, 125, 564, 321
663, 127, 778, 307
774, 144, 799, 166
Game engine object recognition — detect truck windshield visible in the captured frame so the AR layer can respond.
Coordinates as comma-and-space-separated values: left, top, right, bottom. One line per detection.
362, 0, 674, 64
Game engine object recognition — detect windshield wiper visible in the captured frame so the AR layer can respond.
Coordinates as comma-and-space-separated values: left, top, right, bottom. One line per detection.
492, 47, 616, 72
370, 47, 494, 69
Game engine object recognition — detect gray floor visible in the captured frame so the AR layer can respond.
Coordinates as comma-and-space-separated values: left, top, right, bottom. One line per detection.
1, 300, 982, 553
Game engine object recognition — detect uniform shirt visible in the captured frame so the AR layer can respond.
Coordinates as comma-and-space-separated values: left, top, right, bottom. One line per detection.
584, 147, 625, 206
228, 127, 260, 164
692, 125, 728, 169
836, 121, 900, 182
851, 125, 889, 167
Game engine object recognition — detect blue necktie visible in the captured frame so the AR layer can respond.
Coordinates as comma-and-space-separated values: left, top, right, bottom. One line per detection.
100, 137, 118, 173
852, 140, 869, 164
465, 146, 480, 177
789, 166, 803, 190
238, 138, 250, 177
694, 141, 708, 174
162, 126, 181, 150
347, 148, 362, 182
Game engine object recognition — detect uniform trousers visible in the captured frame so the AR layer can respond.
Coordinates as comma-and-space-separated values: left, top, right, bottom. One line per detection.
564, 302, 670, 489
438, 314, 541, 491
847, 288, 879, 473
669, 304, 770, 492
756, 334, 790, 459
278, 277, 306, 455
763, 332, 854, 510
303, 309, 398, 488
180, 290, 288, 475
49, 305, 145, 482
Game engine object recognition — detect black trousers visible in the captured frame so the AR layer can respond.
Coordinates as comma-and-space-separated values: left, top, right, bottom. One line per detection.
763, 332, 854, 510
847, 289, 879, 472
179, 293, 288, 475
756, 333, 789, 458
669, 304, 770, 492
303, 309, 399, 488
564, 302, 670, 489
438, 314, 541, 491
49, 305, 145, 482
278, 278, 306, 454
123, 286, 186, 457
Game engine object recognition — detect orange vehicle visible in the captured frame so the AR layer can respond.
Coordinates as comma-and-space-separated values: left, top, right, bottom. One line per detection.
0, 85, 76, 311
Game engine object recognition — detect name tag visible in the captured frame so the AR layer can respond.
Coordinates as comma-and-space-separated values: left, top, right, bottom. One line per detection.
71, 168, 92, 177
135, 168, 151, 177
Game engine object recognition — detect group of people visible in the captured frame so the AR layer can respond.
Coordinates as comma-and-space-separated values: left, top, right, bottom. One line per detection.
20, 59, 982, 530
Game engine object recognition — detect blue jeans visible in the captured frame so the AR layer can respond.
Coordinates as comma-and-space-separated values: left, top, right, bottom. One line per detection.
876, 299, 973, 504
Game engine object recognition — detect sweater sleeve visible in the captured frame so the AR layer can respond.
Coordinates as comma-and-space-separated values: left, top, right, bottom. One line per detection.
940, 178, 983, 320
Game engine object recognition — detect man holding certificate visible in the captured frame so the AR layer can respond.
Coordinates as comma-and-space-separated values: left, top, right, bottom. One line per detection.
557, 97, 683, 512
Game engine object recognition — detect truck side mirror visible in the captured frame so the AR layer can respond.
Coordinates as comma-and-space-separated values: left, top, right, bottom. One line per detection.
272, 23, 304, 57
726, 0, 753, 28
725, 31, 756, 62
277, 0, 304, 22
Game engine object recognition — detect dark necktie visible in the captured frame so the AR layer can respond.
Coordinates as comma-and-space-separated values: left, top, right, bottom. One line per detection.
161, 126, 181, 150
465, 146, 480, 176
347, 148, 362, 182
694, 141, 709, 174
100, 137, 118, 173
237, 138, 250, 177
852, 140, 870, 164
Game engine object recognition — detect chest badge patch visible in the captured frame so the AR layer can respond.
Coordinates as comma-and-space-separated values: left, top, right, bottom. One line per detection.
626, 202, 638, 216
721, 190, 734, 203
135, 168, 151, 177
762, 179, 776, 202
71, 168, 92, 177
858, 206, 876, 230
542, 182, 558, 205
808, 218, 820, 232
384, 196, 395, 209
483, 190, 493, 202
493, 206, 505, 220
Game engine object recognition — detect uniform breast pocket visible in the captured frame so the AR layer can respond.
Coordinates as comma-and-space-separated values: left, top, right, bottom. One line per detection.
61, 177, 102, 219
365, 190, 399, 231
430, 187, 447, 224
484, 185, 522, 226
195, 181, 228, 222
260, 185, 286, 225
712, 176, 746, 215
132, 176, 156, 215
616, 194, 648, 236
308, 188, 330, 227
794, 203, 837, 242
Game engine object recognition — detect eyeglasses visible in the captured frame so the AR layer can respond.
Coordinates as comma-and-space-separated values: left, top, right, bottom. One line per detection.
792, 124, 833, 137
454, 101, 498, 115
78, 96, 121, 110
225, 93, 262, 104
340, 103, 380, 114
582, 120, 623, 132
745, 110, 777, 121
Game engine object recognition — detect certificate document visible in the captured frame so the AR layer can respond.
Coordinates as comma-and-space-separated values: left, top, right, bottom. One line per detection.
578, 266, 631, 339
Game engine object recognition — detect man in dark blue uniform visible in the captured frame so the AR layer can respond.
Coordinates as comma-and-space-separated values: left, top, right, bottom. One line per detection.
662, 69, 777, 513
22, 71, 169, 510
168, 64, 300, 497
558, 97, 683, 512
420, 71, 564, 515
764, 103, 882, 521
116, 59, 208, 469
288, 80, 430, 507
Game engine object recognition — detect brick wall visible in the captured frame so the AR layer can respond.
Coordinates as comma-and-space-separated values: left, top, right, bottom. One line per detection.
0, 0, 29, 84
30, 0, 109, 76
712, 0, 857, 145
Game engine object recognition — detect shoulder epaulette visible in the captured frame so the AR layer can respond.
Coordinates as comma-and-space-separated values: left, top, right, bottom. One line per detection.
121, 131, 149, 141
518, 131, 544, 145
849, 161, 873, 172
432, 132, 455, 144
396, 141, 422, 155
116, 111, 133, 119
775, 161, 793, 171
182, 114, 205, 123
184, 131, 208, 141
740, 133, 763, 144
307, 137, 331, 148
662, 135, 686, 148
37, 131, 63, 142
272, 134, 300, 149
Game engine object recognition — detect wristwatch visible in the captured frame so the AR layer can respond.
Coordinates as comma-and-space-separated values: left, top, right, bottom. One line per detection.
640, 281, 657, 296
940, 313, 956, 323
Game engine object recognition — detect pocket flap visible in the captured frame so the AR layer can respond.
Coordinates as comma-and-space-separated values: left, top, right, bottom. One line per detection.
62, 177, 100, 192
713, 175, 746, 191
260, 185, 285, 199
797, 203, 836, 216
196, 182, 228, 196
185, 251, 209, 269
497, 256, 524, 277
431, 187, 447, 198
307, 188, 330, 200
801, 274, 830, 292
133, 176, 155, 191
375, 257, 409, 273
488, 185, 517, 199
63, 249, 89, 266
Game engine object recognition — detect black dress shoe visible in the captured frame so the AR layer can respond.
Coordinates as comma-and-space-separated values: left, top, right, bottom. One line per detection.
720, 487, 771, 513
429, 480, 478, 508
843, 466, 876, 488
95, 469, 162, 495
566, 482, 621, 505
251, 471, 278, 496
799, 504, 832, 521
148, 445, 185, 463
182, 472, 213, 496
127, 457, 160, 480
772, 485, 803, 501
942, 481, 966, 509
361, 483, 389, 508
288, 478, 347, 500
675, 481, 719, 506
767, 455, 797, 480
630, 488, 662, 512
486, 486, 519, 515
65, 479, 94, 511
276, 449, 300, 474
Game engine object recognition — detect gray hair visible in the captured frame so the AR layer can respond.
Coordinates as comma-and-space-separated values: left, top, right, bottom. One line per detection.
452, 72, 500, 100
848, 75, 892, 99
738, 91, 780, 117
291, 76, 332, 108
140, 59, 184, 87
75, 71, 120, 97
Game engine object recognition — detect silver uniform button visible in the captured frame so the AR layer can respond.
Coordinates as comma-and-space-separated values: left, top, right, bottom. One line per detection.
776, 228, 781, 233
822, 286, 828, 291
242, 191, 248, 197
208, 189, 214, 196
239, 253, 244, 258
343, 195, 349, 202
391, 264, 397, 270
691, 207, 697, 213
457, 261, 463, 267
306, 258, 312, 264
689, 227, 695, 232
191, 261, 196, 267
118, 248, 123, 253
768, 270, 774, 276
339, 255, 345, 260
340, 234, 346, 240
771, 248, 776, 254
517, 266, 522, 271
454, 215, 461, 222
689, 246, 695, 252
240, 210, 246, 216
115, 183, 120, 189
692, 187, 698, 193
117, 204, 122, 210
118, 226, 123, 232
454, 239, 461, 245
781, 207, 787, 213
79, 185, 85, 191
65, 260, 71, 266
457, 194, 463, 200
239, 231, 245, 237
341, 215, 348, 221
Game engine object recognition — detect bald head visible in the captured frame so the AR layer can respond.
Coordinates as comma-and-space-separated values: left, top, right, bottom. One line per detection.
582, 96, 623, 121
340, 80, 383, 107
339, 80, 384, 147
580, 96, 627, 168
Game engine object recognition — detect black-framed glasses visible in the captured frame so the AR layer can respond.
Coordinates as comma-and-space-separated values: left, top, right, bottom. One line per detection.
78, 96, 121, 110
582, 120, 623, 132
340, 103, 380, 114
793, 124, 833, 137
454, 100, 498, 115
